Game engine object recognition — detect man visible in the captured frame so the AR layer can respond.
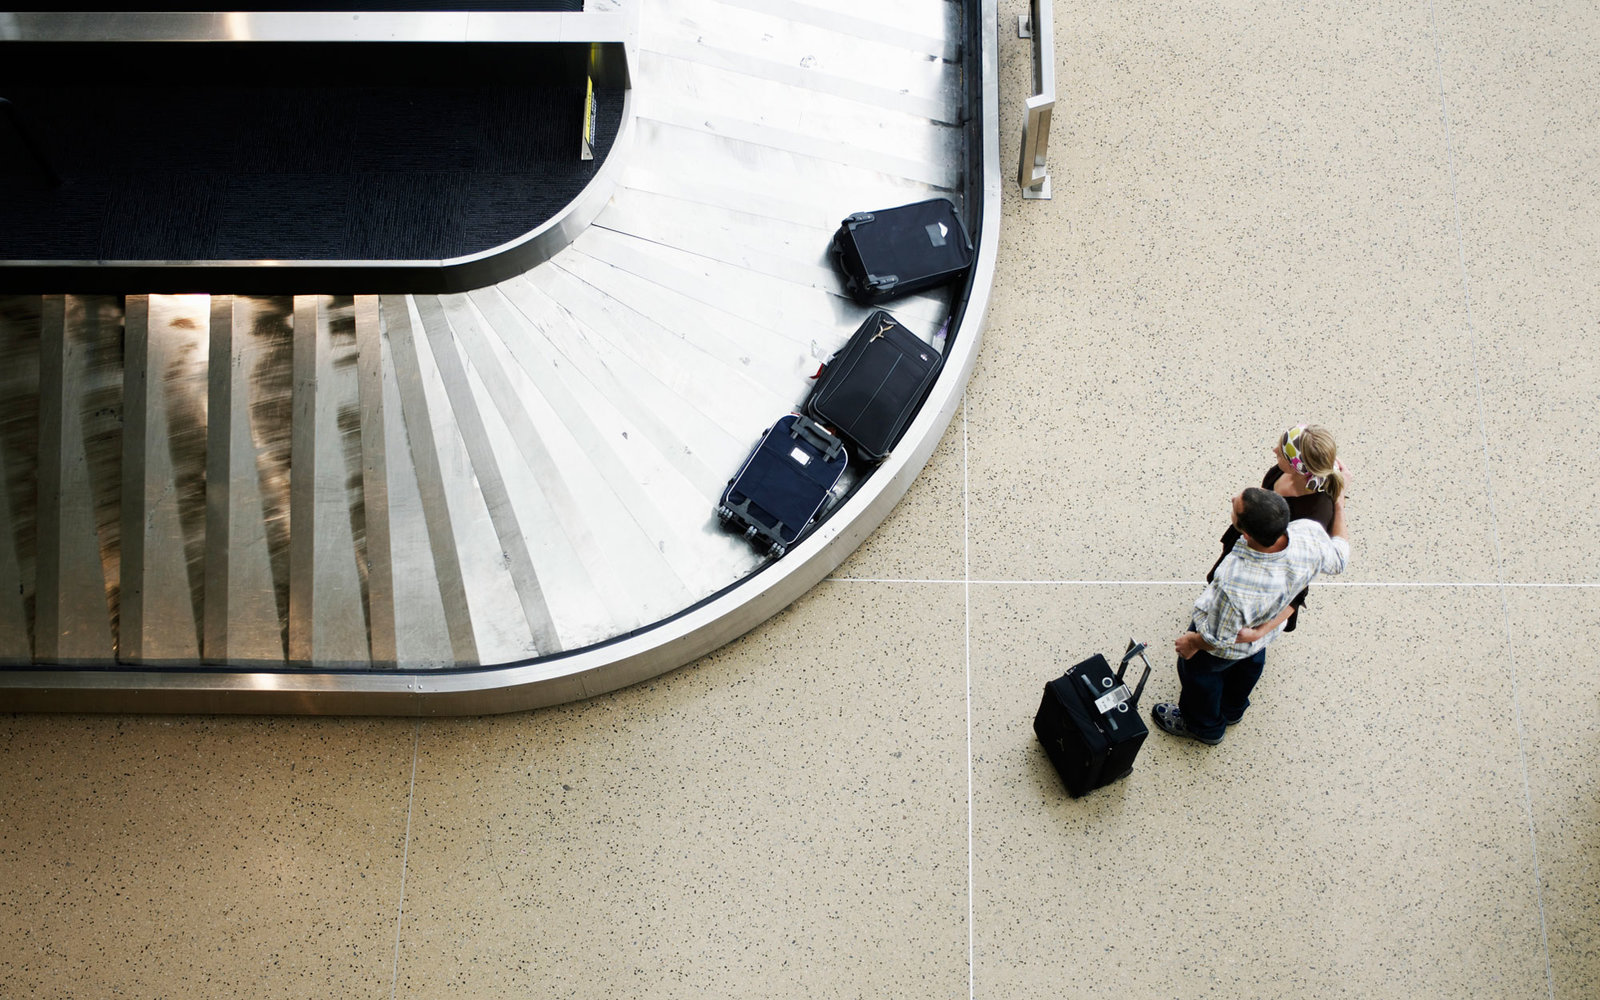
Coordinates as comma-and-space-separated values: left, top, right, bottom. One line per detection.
1151, 486, 1349, 745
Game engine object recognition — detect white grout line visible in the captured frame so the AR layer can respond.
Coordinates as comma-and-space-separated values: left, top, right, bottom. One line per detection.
963, 395, 976, 1000
390, 719, 421, 1000
827, 577, 1600, 588
1429, 4, 1555, 998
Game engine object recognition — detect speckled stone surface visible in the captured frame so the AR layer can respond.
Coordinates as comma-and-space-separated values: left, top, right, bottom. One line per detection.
979, 0, 1497, 585
834, 403, 968, 582
1505, 587, 1600, 999
0, 716, 416, 997
393, 582, 968, 999
1431, 2, 1600, 584
971, 583, 1549, 998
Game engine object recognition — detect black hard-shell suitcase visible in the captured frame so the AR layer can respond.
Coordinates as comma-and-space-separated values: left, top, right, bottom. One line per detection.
805, 310, 940, 462
831, 198, 973, 304
716, 414, 848, 557
1034, 641, 1154, 798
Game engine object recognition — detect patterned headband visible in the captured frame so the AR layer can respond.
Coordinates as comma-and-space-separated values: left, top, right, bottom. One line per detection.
1281, 424, 1325, 491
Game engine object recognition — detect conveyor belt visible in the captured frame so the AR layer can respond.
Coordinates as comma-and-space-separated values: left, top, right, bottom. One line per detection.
0, 0, 999, 712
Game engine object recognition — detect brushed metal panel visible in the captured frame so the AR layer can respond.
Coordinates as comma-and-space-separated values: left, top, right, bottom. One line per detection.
436, 294, 630, 650
0, 463, 26, 662
203, 295, 288, 666
485, 277, 730, 623
619, 119, 947, 235
35, 295, 116, 663
353, 295, 398, 667
572, 225, 949, 358
374, 295, 460, 669
551, 252, 805, 408
496, 269, 782, 601
0, 295, 40, 662
445, 286, 725, 606
460, 287, 652, 638
595, 185, 850, 292
523, 264, 781, 441
120, 294, 208, 664
769, 0, 961, 39
646, 0, 957, 112
631, 51, 963, 184
402, 296, 538, 665
716, 0, 958, 61
497, 274, 745, 483
287, 296, 371, 668
412, 294, 560, 658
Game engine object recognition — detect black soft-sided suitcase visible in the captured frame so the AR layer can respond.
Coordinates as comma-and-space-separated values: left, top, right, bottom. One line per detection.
716, 414, 848, 557
831, 198, 973, 304
805, 310, 940, 462
1034, 641, 1154, 798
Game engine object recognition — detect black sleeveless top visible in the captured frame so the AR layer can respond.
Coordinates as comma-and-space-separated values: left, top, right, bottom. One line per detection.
1205, 467, 1336, 628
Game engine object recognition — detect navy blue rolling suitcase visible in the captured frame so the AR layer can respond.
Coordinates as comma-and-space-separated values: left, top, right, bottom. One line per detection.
831, 198, 973, 304
1034, 641, 1154, 798
717, 414, 848, 557
805, 310, 941, 462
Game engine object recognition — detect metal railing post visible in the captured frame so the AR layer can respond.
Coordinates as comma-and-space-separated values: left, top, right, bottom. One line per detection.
1016, 0, 1054, 199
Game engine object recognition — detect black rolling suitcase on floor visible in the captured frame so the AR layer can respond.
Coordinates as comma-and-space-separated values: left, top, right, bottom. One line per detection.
716, 413, 848, 558
805, 310, 940, 461
1034, 641, 1154, 798
831, 198, 974, 304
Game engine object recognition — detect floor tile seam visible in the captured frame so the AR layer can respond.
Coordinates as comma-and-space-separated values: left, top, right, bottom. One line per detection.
1430, 5, 1553, 996
962, 393, 975, 1000
825, 577, 1600, 588
390, 719, 421, 1000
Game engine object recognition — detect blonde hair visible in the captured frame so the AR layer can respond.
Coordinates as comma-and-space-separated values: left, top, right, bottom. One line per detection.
1282, 425, 1345, 502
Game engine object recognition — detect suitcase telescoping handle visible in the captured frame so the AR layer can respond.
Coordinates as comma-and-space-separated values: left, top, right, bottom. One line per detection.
1119, 639, 1153, 708
1089, 639, 1152, 716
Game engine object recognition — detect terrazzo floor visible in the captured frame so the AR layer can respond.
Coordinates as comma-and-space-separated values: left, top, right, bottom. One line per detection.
2, 1, 1597, 996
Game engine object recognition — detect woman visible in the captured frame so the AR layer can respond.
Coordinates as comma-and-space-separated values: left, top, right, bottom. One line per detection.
1208, 424, 1347, 641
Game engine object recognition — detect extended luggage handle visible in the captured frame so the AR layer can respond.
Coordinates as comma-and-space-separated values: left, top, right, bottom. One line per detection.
1081, 639, 1153, 717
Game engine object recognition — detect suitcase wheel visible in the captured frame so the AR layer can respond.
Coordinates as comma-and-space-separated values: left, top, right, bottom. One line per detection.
744, 525, 759, 541
716, 505, 734, 524
769, 541, 787, 558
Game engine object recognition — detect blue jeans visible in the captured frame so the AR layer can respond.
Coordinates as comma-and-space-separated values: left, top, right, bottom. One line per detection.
1177, 632, 1267, 741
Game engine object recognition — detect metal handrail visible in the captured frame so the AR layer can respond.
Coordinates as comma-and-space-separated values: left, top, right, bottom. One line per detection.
0, 96, 60, 187
1016, 0, 1053, 199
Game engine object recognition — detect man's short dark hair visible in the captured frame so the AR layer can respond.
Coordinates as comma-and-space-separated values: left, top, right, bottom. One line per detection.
1238, 487, 1290, 545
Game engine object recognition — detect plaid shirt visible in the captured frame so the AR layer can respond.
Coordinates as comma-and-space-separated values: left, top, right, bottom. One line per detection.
1192, 520, 1350, 660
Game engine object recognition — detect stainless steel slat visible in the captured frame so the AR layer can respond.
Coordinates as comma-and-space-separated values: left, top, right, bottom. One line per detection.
438, 290, 679, 640
620, 120, 945, 234
373, 295, 458, 669
552, 251, 806, 398
288, 296, 371, 668
35, 295, 116, 663
379, 294, 482, 667
458, 287, 655, 637
715, 0, 958, 62
632, 51, 963, 186
573, 226, 950, 356
120, 294, 209, 664
411, 294, 556, 660
353, 295, 399, 668
203, 295, 289, 666
644, 2, 957, 123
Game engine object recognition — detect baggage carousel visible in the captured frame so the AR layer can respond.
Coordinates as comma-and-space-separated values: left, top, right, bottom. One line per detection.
0, 0, 999, 714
